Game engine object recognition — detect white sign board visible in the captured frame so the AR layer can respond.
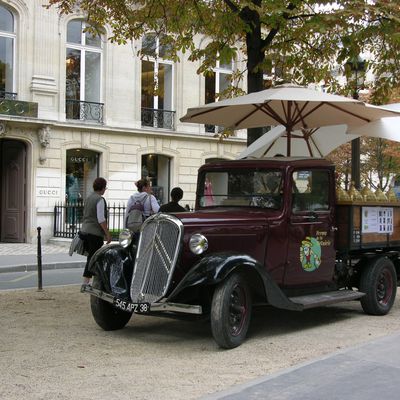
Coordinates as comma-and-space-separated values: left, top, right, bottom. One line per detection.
362, 207, 393, 234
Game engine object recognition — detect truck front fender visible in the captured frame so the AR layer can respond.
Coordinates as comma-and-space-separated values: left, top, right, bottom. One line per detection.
168, 253, 302, 311
88, 243, 136, 300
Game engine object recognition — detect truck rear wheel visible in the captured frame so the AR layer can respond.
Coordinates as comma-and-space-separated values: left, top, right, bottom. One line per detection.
360, 257, 397, 315
211, 272, 252, 349
90, 276, 133, 330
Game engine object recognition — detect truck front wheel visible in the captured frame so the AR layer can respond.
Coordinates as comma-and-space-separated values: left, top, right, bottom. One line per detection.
211, 272, 252, 349
90, 276, 133, 330
360, 257, 397, 315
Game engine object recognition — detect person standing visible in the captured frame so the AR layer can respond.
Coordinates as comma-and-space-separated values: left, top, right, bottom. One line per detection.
125, 179, 160, 227
81, 177, 111, 284
159, 187, 186, 213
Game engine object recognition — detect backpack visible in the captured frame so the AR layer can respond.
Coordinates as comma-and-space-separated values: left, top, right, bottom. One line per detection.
126, 195, 148, 232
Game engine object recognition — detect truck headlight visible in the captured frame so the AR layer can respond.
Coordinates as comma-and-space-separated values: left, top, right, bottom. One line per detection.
189, 233, 208, 255
119, 229, 133, 248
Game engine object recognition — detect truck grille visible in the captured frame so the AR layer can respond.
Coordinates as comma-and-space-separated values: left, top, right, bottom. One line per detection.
130, 214, 183, 303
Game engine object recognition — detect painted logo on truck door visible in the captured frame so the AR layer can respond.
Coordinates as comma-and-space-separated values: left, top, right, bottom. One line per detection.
300, 236, 321, 272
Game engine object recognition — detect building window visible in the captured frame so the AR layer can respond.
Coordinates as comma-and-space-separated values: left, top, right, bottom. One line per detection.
204, 59, 233, 133
0, 5, 15, 99
141, 34, 175, 130
65, 149, 99, 203
66, 20, 103, 123
141, 154, 171, 204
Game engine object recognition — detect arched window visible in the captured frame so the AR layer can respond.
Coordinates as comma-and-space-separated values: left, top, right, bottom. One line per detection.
66, 20, 103, 122
0, 4, 16, 99
141, 34, 175, 130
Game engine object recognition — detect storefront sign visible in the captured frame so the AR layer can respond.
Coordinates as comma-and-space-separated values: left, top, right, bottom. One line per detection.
37, 188, 60, 197
69, 156, 92, 163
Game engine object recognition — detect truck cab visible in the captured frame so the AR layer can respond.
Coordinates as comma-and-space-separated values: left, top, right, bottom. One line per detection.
82, 157, 399, 349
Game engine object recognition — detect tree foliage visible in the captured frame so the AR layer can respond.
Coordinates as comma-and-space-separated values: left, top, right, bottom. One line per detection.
47, 0, 400, 143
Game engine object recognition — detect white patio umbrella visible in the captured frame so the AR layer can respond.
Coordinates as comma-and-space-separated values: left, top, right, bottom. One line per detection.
181, 84, 400, 156
348, 103, 400, 141
237, 124, 361, 159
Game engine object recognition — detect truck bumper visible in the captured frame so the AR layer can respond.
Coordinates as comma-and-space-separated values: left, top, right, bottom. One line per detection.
81, 284, 203, 315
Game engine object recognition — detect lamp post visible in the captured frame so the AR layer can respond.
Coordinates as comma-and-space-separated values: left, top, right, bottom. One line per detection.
345, 56, 366, 190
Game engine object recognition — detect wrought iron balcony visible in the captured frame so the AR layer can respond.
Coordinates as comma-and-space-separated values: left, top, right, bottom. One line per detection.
0, 91, 38, 118
0, 91, 17, 100
141, 107, 175, 130
66, 99, 104, 123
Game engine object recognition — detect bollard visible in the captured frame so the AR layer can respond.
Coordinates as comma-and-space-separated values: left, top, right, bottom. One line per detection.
37, 227, 43, 291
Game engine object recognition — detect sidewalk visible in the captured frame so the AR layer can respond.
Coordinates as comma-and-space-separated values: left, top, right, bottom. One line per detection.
0, 240, 86, 273
203, 331, 400, 400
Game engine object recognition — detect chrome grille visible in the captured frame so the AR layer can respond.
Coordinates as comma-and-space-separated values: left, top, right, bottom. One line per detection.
130, 214, 183, 303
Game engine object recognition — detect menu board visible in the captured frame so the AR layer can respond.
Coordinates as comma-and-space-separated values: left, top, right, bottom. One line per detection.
362, 207, 393, 234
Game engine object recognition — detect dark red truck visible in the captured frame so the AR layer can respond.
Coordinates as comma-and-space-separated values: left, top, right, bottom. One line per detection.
82, 157, 399, 348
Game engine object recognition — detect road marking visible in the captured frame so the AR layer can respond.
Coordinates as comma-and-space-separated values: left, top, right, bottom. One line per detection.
8, 272, 37, 283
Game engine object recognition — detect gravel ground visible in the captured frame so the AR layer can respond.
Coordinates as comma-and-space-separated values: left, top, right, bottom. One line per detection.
1, 285, 400, 400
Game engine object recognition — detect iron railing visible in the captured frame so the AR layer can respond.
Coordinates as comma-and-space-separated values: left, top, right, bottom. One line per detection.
0, 91, 17, 100
53, 201, 126, 240
141, 107, 175, 130
66, 99, 104, 123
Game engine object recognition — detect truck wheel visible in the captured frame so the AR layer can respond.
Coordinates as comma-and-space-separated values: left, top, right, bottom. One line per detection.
90, 276, 133, 330
211, 272, 252, 349
360, 257, 397, 315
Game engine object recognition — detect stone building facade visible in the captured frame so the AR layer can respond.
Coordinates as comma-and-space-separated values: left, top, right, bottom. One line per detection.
0, 0, 246, 243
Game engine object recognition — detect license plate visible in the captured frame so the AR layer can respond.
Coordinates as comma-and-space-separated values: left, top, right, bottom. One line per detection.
113, 298, 150, 314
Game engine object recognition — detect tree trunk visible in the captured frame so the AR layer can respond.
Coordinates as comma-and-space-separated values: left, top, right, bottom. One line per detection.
242, 5, 266, 146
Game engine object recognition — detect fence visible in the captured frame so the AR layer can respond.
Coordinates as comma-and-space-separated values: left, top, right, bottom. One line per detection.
53, 201, 126, 240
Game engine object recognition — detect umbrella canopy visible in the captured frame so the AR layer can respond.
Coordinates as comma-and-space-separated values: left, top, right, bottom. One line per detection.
348, 103, 400, 141
237, 124, 360, 159
181, 84, 400, 155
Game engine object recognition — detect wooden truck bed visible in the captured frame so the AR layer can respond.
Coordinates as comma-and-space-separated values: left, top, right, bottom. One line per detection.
336, 202, 400, 252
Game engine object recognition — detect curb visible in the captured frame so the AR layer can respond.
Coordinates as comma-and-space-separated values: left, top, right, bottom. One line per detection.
0, 260, 85, 274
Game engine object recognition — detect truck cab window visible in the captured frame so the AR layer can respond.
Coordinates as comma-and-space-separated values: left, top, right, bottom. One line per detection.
292, 170, 330, 212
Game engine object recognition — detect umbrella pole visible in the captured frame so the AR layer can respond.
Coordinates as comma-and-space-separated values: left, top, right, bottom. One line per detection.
286, 128, 291, 156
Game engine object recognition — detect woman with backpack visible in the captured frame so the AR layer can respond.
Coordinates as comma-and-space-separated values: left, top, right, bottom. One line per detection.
125, 179, 160, 232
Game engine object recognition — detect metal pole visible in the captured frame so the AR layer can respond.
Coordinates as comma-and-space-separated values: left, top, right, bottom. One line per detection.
351, 137, 361, 189
37, 227, 43, 291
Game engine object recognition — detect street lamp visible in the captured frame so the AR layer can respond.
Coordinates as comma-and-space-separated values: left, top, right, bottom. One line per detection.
345, 56, 366, 190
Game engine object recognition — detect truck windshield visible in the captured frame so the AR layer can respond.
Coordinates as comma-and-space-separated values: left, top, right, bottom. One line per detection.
198, 169, 283, 209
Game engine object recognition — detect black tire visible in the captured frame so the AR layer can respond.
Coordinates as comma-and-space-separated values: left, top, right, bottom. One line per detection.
90, 276, 133, 330
360, 257, 397, 315
211, 272, 252, 349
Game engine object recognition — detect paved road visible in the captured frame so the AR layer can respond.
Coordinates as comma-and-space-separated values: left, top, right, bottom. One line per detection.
0, 268, 83, 290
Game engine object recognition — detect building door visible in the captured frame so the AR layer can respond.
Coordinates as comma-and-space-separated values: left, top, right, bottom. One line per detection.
0, 140, 26, 242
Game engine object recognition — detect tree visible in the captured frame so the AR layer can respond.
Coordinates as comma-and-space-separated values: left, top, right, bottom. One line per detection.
47, 0, 400, 144
362, 138, 400, 191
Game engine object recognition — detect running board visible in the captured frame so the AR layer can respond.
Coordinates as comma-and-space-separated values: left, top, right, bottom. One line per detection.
289, 290, 365, 310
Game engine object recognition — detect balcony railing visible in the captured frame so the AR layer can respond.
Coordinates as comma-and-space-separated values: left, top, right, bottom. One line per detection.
0, 91, 17, 100
0, 91, 38, 117
141, 107, 175, 130
54, 201, 126, 240
66, 99, 104, 123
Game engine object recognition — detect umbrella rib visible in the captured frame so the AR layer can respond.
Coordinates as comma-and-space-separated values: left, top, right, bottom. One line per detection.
291, 102, 325, 126
293, 101, 310, 129
262, 140, 277, 157
324, 102, 371, 122
261, 102, 287, 126
188, 105, 227, 119
232, 104, 264, 128
304, 128, 323, 157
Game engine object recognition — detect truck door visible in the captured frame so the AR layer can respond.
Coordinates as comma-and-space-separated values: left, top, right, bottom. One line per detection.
284, 168, 336, 288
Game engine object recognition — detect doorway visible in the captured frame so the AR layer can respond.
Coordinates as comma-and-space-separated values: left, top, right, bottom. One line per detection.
0, 139, 27, 242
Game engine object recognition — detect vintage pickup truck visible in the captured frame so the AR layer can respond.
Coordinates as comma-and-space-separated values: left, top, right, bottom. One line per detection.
82, 157, 400, 348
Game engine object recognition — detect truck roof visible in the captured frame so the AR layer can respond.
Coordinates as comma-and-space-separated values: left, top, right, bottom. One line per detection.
199, 157, 335, 171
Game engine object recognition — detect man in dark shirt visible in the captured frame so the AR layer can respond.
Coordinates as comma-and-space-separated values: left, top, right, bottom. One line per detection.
159, 187, 186, 213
